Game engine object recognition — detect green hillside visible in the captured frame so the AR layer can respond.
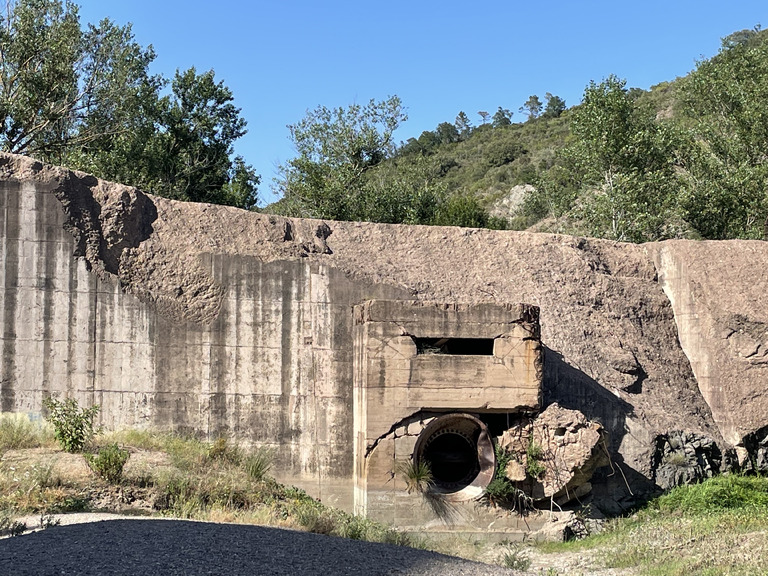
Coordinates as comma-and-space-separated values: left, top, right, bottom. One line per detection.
272, 26, 768, 242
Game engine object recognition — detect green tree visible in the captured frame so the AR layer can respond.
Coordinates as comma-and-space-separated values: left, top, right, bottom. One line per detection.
150, 67, 258, 206
520, 95, 542, 121
541, 93, 566, 119
477, 110, 490, 124
276, 96, 407, 220
568, 75, 682, 241
678, 28, 768, 239
0, 0, 82, 157
435, 121, 459, 145
492, 107, 512, 127
0, 0, 258, 209
454, 111, 472, 140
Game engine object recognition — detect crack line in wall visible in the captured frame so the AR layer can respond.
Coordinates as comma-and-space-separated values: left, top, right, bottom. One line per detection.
364, 410, 438, 458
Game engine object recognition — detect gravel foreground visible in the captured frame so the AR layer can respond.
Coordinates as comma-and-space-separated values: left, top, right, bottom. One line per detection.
0, 518, 522, 576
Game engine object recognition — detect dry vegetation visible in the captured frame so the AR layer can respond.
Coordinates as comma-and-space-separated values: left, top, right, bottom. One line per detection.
2, 412, 768, 575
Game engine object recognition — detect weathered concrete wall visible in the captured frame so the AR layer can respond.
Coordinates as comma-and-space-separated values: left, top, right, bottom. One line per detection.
2, 153, 768, 516
652, 242, 768, 448
0, 159, 408, 509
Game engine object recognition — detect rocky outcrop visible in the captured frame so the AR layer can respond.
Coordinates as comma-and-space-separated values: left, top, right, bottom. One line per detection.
651, 242, 768, 452
651, 430, 728, 490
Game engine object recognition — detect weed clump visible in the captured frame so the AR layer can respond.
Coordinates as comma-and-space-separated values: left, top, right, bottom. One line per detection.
483, 444, 534, 511
525, 437, 546, 479
0, 512, 26, 537
0, 413, 52, 451
43, 397, 99, 453
85, 443, 130, 483
243, 447, 273, 481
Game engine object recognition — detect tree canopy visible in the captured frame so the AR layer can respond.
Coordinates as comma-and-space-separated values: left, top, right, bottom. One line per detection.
0, 0, 259, 209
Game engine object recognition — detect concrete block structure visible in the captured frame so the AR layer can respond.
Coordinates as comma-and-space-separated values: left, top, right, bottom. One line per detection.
352, 300, 542, 525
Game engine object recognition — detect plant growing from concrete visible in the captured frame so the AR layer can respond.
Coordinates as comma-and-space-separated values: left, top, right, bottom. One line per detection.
43, 397, 100, 453
525, 437, 546, 479
85, 443, 130, 483
397, 459, 434, 494
483, 444, 534, 511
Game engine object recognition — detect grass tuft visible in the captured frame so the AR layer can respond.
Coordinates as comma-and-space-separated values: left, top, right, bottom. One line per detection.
0, 413, 53, 451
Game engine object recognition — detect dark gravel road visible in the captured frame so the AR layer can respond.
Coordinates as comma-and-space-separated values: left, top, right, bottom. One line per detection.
0, 519, 520, 575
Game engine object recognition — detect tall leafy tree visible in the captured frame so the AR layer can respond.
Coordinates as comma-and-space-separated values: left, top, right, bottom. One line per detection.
678, 28, 768, 239
568, 75, 682, 241
276, 96, 407, 220
492, 107, 512, 127
0, 0, 259, 209
541, 93, 567, 119
520, 95, 542, 121
454, 111, 472, 140
435, 121, 459, 145
150, 68, 257, 205
0, 0, 81, 157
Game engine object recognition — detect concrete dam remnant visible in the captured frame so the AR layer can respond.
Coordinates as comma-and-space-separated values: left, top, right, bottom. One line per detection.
2, 153, 768, 529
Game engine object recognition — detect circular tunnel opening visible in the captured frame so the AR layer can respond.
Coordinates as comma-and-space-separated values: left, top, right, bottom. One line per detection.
422, 431, 479, 486
413, 413, 495, 501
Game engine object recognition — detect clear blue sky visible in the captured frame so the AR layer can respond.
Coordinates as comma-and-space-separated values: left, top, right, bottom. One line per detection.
76, 0, 766, 204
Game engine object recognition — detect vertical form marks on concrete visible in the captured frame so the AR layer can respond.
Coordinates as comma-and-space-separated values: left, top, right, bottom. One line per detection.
0, 181, 20, 411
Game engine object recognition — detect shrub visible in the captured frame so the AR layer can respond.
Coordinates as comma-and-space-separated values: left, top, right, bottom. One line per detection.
293, 500, 338, 535
85, 443, 130, 483
0, 512, 26, 537
43, 397, 99, 453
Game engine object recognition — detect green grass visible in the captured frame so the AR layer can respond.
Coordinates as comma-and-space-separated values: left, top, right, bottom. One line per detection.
535, 474, 768, 575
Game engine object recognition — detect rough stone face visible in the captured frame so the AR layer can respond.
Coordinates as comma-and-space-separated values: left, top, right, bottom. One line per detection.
2, 153, 768, 519
651, 241, 768, 447
505, 460, 527, 482
651, 430, 725, 490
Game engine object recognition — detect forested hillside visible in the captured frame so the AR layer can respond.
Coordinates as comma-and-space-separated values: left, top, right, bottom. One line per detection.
2, 0, 765, 242
273, 27, 768, 242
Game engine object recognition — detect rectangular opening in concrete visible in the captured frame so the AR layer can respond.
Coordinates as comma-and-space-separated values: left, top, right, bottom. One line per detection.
412, 337, 494, 356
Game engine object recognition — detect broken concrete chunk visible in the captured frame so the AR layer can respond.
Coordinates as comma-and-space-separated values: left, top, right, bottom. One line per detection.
529, 403, 609, 503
